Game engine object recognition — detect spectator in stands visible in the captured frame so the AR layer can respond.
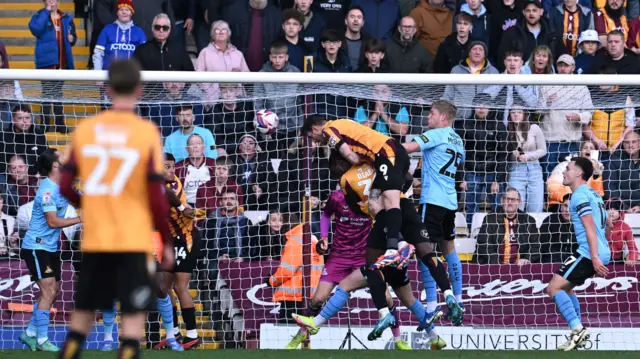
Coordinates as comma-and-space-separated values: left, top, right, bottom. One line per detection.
224, 0, 282, 72
483, 48, 539, 125
538, 54, 593, 177
0, 155, 38, 217
543, 0, 592, 13
196, 20, 250, 104
506, 105, 547, 213
442, 40, 499, 122
313, 29, 352, 119
539, 194, 577, 263
229, 134, 275, 211
606, 197, 638, 265
357, 39, 389, 73
175, 134, 217, 208
92, 0, 146, 72
313, 0, 350, 30
0, 195, 18, 259
385, 16, 434, 73
164, 105, 220, 162
574, 29, 602, 74
0, 47, 23, 106
594, 0, 629, 47
267, 222, 323, 324
584, 67, 636, 153
295, 0, 327, 48
410, 0, 453, 57
248, 210, 288, 260
352, 0, 400, 40
204, 189, 249, 262
170, 0, 195, 52
208, 83, 254, 153
485, 0, 522, 63
475, 187, 541, 265
133, 13, 194, 71
341, 5, 370, 71
196, 156, 244, 218
498, 0, 562, 73
460, 93, 508, 226
254, 41, 303, 150
605, 131, 640, 212
281, 9, 314, 72
547, 140, 605, 208
143, 82, 204, 137
0, 41, 8, 69
459, 0, 491, 48
434, 12, 474, 74
0, 104, 48, 175
588, 30, 640, 74
354, 85, 410, 139
29, 0, 77, 133
549, 0, 595, 57
628, 16, 640, 51
521, 45, 555, 74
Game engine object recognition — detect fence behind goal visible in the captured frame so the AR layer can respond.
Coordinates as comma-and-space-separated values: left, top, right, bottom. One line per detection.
0, 71, 639, 351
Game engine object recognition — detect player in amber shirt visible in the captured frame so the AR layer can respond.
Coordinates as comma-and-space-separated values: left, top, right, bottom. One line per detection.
302, 115, 413, 269
58, 59, 172, 359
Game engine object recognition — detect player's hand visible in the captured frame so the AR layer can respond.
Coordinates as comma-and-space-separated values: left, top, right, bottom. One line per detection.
516, 258, 531, 266
316, 238, 329, 255
459, 181, 468, 191
184, 18, 194, 35
160, 246, 175, 271
625, 259, 636, 267
592, 257, 609, 277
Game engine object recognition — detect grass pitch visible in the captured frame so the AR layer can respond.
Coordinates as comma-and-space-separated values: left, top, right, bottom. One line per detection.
0, 350, 639, 359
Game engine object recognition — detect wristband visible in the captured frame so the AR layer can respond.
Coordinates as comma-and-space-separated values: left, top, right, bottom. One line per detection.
177, 204, 186, 212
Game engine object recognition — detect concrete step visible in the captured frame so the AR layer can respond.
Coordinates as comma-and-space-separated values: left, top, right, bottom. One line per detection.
0, 38, 36, 46
12, 60, 89, 69
0, 0, 55, 3
0, 29, 86, 38
0, 17, 84, 27
9, 54, 89, 62
7, 45, 90, 56
0, 3, 75, 11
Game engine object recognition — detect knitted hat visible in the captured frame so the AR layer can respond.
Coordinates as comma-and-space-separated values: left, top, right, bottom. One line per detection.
468, 40, 488, 56
117, 0, 135, 14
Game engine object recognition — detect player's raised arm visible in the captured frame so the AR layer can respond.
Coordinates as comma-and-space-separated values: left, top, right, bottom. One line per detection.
403, 141, 420, 154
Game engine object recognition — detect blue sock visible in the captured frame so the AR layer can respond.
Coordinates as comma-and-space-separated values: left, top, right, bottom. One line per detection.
444, 251, 463, 301
35, 309, 50, 342
569, 293, 581, 321
319, 286, 349, 321
156, 295, 175, 338
26, 303, 38, 336
102, 304, 116, 342
419, 263, 437, 312
408, 300, 427, 323
553, 291, 581, 329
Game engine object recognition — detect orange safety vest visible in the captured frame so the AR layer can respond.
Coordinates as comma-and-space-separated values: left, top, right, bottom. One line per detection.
268, 224, 324, 302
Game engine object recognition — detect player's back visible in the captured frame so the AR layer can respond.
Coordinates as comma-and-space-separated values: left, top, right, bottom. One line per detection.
340, 162, 376, 217
323, 119, 392, 162
570, 184, 610, 263
418, 127, 464, 210
71, 110, 164, 254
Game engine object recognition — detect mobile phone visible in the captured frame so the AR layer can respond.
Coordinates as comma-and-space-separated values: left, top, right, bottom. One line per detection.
590, 150, 600, 162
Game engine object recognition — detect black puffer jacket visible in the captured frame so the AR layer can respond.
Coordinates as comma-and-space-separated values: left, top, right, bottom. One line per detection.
433, 33, 470, 74
459, 111, 509, 182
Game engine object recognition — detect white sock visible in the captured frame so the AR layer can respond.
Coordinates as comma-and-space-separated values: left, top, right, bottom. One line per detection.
572, 324, 584, 332
186, 329, 198, 338
398, 241, 408, 250
426, 301, 438, 313
455, 294, 463, 303
313, 315, 327, 327
26, 329, 36, 337
378, 308, 390, 318
37, 337, 48, 345
173, 327, 181, 336
443, 289, 454, 299
104, 332, 114, 342
428, 328, 439, 341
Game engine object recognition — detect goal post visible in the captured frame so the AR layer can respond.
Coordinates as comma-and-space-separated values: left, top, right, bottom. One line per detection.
0, 69, 638, 351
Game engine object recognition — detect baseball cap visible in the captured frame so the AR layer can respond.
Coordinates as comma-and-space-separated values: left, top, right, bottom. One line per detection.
557, 54, 575, 66
523, 0, 543, 8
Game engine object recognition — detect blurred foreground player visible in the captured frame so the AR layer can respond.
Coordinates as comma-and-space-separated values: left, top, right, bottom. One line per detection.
546, 157, 611, 351
57, 59, 174, 359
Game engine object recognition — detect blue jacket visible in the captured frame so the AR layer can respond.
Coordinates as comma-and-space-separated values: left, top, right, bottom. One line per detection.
29, 9, 76, 69
574, 52, 595, 74
351, 0, 400, 40
94, 22, 147, 70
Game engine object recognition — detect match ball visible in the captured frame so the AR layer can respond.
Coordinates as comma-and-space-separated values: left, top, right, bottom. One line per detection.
254, 110, 279, 134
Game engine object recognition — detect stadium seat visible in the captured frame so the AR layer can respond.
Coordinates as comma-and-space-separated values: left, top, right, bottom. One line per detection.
470, 212, 487, 239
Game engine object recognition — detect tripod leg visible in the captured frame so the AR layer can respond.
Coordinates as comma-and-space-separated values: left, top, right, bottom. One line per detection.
339, 330, 350, 350
351, 332, 368, 349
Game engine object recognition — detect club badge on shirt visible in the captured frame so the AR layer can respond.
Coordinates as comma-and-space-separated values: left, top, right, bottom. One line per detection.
42, 191, 52, 203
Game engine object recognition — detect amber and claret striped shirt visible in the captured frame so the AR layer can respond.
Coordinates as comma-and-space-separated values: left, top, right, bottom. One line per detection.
322, 119, 396, 163
50, 10, 68, 69
167, 175, 195, 251
561, 9, 582, 56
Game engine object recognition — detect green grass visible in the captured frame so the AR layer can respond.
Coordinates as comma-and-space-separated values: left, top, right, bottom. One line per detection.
0, 350, 639, 359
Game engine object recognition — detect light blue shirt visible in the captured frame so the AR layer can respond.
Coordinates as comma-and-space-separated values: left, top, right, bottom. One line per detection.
413, 127, 465, 211
22, 178, 69, 252
571, 184, 611, 263
164, 126, 218, 162
354, 105, 410, 136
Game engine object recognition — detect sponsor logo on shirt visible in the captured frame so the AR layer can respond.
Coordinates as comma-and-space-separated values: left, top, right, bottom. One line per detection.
110, 43, 137, 51
42, 191, 52, 203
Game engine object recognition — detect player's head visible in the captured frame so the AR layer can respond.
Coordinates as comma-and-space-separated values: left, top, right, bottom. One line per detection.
107, 59, 142, 99
563, 156, 594, 186
427, 100, 457, 129
37, 148, 60, 178
301, 114, 328, 143
164, 152, 176, 181
328, 150, 351, 179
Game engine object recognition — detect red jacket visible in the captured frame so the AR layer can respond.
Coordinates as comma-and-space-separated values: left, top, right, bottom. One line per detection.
606, 198, 638, 262
195, 177, 244, 219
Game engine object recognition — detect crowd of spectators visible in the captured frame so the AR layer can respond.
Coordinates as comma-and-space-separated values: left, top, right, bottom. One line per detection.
0, 0, 638, 271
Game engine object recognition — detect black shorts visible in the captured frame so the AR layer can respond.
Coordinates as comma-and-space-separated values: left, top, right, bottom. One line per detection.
172, 229, 201, 273
368, 198, 432, 250
372, 140, 410, 193
21, 249, 61, 282
556, 253, 596, 286
420, 203, 456, 242
75, 252, 155, 313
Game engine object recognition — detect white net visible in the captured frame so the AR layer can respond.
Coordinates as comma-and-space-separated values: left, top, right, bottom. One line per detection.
0, 74, 639, 351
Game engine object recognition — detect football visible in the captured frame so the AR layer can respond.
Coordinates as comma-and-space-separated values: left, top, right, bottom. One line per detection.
254, 110, 279, 134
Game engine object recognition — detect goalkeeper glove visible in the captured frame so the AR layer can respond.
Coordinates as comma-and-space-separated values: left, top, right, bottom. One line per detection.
316, 237, 329, 255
